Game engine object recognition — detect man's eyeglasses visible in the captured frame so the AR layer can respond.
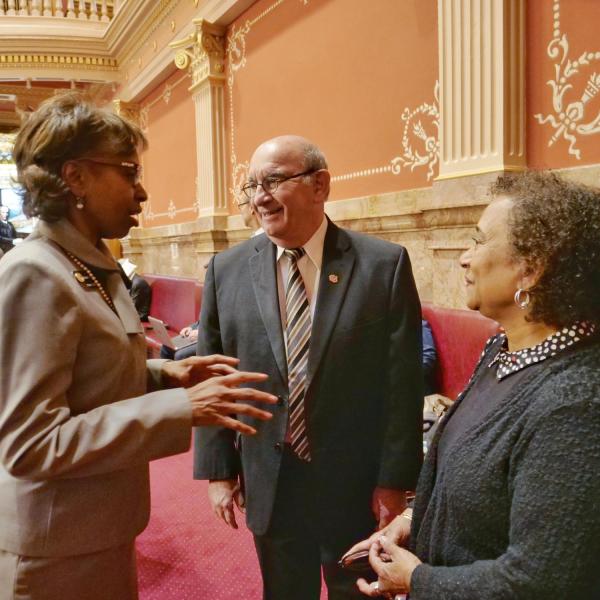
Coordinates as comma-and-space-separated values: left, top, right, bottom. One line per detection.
76, 157, 143, 185
240, 169, 317, 200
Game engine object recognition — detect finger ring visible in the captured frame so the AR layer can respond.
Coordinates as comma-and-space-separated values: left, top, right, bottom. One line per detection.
372, 581, 380, 593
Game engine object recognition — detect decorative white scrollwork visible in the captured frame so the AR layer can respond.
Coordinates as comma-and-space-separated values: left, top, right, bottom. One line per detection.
390, 81, 440, 181
230, 157, 250, 206
534, 0, 600, 159
227, 21, 251, 89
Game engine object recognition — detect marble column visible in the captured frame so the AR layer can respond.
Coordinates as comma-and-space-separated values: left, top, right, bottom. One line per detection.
434, 0, 526, 207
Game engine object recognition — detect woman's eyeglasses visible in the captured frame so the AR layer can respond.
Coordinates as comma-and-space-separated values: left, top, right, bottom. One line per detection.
75, 157, 143, 185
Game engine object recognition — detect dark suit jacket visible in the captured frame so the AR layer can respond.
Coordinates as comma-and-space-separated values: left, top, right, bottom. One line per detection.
194, 221, 423, 537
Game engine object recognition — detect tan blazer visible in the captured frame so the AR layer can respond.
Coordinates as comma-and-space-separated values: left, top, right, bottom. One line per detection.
0, 219, 192, 557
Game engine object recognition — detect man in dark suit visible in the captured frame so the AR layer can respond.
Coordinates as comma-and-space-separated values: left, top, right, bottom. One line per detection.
0, 206, 17, 255
118, 258, 152, 322
194, 135, 423, 599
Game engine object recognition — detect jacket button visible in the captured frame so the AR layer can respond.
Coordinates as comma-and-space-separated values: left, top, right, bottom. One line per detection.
277, 395, 285, 407
274, 442, 283, 452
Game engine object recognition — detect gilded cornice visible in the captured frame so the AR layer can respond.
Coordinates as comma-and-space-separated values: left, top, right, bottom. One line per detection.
0, 53, 118, 70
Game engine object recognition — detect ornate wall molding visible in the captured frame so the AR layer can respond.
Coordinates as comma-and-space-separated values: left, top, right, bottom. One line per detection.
330, 82, 440, 185
534, 0, 600, 160
125, 182, 482, 308
437, 0, 526, 178
226, 0, 438, 205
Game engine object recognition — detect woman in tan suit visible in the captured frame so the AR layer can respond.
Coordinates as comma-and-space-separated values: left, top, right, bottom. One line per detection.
0, 93, 276, 600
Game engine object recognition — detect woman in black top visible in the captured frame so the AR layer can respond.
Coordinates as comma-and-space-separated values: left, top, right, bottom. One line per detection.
347, 171, 600, 599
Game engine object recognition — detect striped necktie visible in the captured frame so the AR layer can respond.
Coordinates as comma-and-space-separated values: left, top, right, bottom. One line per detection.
284, 247, 311, 461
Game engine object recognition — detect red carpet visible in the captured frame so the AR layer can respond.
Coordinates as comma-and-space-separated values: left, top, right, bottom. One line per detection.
137, 449, 328, 599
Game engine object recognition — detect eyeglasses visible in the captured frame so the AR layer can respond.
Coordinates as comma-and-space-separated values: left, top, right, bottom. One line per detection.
240, 169, 317, 200
76, 157, 143, 185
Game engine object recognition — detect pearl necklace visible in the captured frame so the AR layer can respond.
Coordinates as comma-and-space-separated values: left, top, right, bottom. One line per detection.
63, 250, 117, 315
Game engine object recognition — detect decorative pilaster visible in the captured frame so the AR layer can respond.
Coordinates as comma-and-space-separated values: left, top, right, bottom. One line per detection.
112, 100, 141, 127
170, 19, 227, 218
437, 0, 525, 180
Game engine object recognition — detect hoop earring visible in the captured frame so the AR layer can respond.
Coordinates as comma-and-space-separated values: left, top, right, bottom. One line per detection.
514, 288, 530, 310
75, 197, 85, 210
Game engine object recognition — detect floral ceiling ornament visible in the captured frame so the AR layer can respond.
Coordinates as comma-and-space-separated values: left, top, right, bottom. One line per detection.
390, 81, 440, 181
534, 0, 600, 159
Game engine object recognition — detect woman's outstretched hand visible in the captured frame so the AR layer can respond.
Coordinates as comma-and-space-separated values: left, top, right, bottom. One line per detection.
186, 370, 277, 434
162, 354, 240, 388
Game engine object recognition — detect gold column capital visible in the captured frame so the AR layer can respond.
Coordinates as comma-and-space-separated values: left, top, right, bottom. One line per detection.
170, 19, 226, 92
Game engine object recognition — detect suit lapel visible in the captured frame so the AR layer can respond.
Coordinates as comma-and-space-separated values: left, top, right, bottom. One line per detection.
249, 238, 288, 384
306, 222, 355, 389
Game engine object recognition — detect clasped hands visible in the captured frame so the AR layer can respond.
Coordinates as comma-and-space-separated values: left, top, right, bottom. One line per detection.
342, 509, 421, 598
161, 354, 276, 435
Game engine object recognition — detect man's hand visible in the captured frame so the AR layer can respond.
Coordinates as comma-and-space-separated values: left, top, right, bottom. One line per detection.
372, 487, 408, 529
162, 354, 239, 388
187, 371, 277, 434
208, 479, 245, 529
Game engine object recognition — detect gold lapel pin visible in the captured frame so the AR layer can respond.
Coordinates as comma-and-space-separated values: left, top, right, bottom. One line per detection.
328, 273, 339, 284
73, 271, 86, 284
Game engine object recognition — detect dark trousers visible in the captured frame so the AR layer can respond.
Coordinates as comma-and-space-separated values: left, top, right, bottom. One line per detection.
253, 448, 374, 600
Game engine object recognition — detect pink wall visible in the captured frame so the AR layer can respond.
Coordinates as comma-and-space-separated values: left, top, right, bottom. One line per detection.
138, 69, 197, 228
136, 0, 439, 227
226, 0, 439, 209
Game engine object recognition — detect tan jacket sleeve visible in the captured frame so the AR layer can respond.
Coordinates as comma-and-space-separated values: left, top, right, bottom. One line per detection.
0, 257, 192, 481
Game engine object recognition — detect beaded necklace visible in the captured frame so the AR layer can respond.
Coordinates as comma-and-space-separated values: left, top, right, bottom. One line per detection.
62, 249, 118, 315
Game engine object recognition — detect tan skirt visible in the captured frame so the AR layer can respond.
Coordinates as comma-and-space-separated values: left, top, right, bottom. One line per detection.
0, 541, 138, 600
